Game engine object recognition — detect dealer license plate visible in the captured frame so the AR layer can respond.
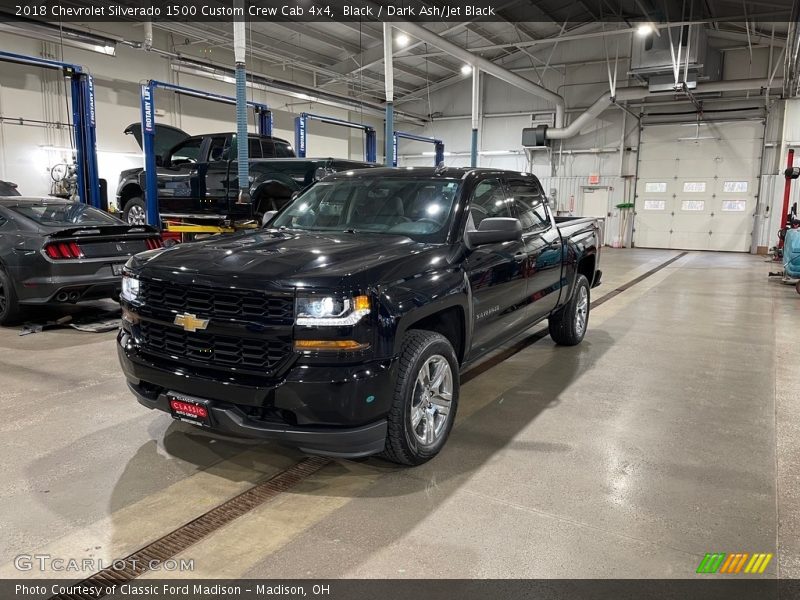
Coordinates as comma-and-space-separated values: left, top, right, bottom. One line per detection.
168, 393, 212, 428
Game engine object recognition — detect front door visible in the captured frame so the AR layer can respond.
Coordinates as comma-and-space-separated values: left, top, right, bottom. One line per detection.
158, 136, 204, 215
505, 177, 563, 322
463, 178, 529, 356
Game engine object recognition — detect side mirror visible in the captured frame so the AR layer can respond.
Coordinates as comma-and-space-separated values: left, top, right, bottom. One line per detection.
262, 210, 277, 227
291, 191, 300, 201
464, 217, 522, 249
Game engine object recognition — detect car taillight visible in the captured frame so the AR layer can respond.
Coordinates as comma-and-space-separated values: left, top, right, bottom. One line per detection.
44, 241, 83, 259
145, 237, 164, 250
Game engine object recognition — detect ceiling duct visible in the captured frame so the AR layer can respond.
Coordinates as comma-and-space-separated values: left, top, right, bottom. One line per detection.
523, 78, 784, 144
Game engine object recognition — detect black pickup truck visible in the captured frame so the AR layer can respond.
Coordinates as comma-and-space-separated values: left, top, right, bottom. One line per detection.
116, 124, 374, 225
118, 167, 602, 465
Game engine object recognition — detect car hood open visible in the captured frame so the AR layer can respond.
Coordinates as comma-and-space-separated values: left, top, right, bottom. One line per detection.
124, 123, 190, 157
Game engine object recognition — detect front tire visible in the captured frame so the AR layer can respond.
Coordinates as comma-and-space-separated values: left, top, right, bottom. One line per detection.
380, 330, 459, 466
0, 268, 22, 326
548, 274, 590, 346
122, 196, 147, 225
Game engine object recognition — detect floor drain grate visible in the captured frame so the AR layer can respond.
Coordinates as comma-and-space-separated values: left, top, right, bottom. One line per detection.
47, 456, 330, 600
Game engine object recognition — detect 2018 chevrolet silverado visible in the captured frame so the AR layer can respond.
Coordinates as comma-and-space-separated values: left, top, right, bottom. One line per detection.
118, 167, 602, 465
117, 124, 374, 225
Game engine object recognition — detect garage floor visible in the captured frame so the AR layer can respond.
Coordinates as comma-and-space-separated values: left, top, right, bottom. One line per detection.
1, 249, 798, 579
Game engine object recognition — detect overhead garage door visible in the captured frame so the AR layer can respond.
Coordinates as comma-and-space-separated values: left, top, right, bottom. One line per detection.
634, 120, 762, 252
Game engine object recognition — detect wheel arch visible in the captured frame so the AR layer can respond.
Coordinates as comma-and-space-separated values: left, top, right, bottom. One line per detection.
397, 302, 468, 365
117, 182, 143, 210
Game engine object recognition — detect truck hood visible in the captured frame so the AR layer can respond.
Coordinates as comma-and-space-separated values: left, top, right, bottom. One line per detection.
124, 122, 189, 156
133, 229, 445, 289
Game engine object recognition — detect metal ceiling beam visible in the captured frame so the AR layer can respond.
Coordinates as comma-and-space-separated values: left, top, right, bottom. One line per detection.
394, 20, 566, 126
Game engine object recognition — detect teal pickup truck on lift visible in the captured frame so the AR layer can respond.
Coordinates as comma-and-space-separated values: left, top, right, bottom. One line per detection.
116, 124, 375, 226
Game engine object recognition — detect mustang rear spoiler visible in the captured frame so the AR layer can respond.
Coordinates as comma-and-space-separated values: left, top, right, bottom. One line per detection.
47, 224, 159, 238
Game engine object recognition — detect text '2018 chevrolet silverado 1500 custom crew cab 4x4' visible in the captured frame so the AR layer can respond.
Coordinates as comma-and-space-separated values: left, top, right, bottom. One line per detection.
118, 167, 602, 465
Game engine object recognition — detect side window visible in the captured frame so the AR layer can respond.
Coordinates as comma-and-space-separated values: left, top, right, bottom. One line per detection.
468, 178, 511, 230
207, 136, 227, 162
506, 179, 550, 232
274, 141, 295, 158
261, 139, 276, 158
167, 138, 202, 165
248, 138, 263, 159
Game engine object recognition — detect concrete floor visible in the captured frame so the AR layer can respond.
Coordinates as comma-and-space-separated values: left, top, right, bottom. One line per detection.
1, 248, 798, 579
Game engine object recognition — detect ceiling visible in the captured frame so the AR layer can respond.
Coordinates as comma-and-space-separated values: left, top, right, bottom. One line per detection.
150, 0, 797, 109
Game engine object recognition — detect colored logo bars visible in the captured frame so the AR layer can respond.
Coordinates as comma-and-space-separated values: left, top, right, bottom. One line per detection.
696, 553, 773, 574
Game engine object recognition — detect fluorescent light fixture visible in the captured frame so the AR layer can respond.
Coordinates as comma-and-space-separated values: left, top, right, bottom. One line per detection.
461, 64, 473, 75
637, 23, 654, 36
396, 33, 410, 47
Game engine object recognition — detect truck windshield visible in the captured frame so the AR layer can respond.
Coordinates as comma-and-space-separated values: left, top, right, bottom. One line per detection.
272, 177, 461, 243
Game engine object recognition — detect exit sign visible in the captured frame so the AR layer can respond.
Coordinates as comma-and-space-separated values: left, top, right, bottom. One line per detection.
588, 173, 601, 184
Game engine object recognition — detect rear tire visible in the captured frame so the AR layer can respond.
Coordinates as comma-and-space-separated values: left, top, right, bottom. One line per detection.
0, 267, 23, 326
122, 196, 146, 225
380, 330, 459, 466
548, 274, 590, 346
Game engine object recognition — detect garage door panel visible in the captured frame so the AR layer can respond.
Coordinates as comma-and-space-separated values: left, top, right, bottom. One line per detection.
716, 159, 760, 180
670, 230, 710, 250
634, 121, 761, 252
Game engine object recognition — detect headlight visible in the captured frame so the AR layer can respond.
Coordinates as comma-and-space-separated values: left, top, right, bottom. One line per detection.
121, 275, 140, 303
296, 295, 370, 326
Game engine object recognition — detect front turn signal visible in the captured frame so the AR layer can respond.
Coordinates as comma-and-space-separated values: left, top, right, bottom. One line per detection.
294, 340, 370, 352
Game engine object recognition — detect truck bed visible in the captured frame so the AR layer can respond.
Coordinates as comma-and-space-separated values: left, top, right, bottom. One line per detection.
555, 216, 604, 287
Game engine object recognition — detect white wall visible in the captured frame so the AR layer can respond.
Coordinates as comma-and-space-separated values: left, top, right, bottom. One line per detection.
398, 36, 791, 251
0, 28, 386, 205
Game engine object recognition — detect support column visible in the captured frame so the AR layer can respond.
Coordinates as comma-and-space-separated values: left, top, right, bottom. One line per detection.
471, 67, 480, 167
383, 23, 394, 166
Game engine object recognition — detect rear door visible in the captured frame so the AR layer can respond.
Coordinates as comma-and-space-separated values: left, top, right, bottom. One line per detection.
463, 177, 529, 355
505, 176, 562, 321
205, 135, 233, 214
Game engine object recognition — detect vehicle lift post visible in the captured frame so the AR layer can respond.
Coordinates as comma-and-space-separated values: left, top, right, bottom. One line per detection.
392, 131, 445, 167
0, 50, 101, 209
139, 80, 273, 228
294, 113, 377, 163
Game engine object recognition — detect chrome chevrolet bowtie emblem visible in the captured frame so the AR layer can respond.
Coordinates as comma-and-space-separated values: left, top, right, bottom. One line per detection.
174, 313, 209, 332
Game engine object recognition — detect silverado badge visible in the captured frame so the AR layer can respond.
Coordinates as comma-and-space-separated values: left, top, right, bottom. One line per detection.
174, 313, 209, 332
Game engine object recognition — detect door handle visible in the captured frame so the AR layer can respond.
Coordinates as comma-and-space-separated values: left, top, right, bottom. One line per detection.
513, 252, 527, 262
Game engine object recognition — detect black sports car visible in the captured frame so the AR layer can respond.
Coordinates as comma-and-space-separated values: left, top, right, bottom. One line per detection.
0, 197, 162, 325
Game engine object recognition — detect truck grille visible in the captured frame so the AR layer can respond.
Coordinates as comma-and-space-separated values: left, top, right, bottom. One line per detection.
138, 321, 291, 372
141, 279, 293, 323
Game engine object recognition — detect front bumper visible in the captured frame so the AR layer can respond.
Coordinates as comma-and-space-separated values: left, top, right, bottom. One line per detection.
118, 331, 396, 458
